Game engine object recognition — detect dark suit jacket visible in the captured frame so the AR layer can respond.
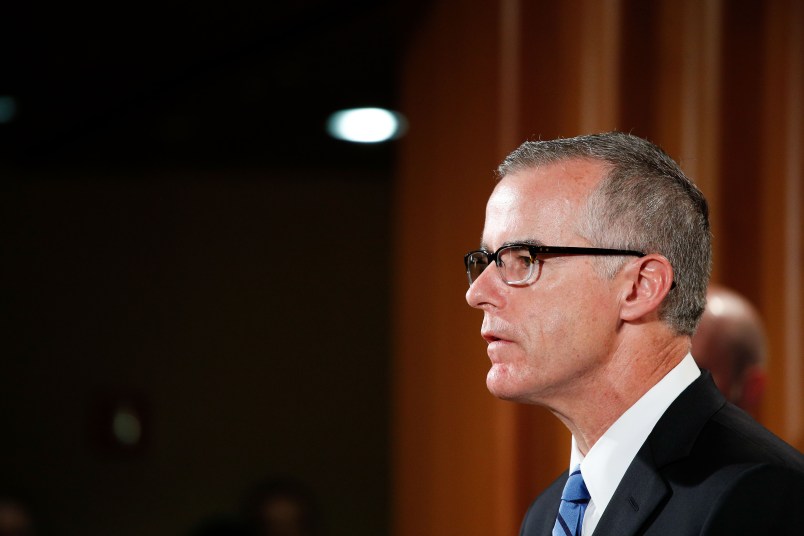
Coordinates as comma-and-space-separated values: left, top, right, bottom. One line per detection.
520, 372, 804, 535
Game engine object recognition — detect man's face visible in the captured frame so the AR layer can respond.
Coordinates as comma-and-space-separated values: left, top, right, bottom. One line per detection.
465, 159, 624, 406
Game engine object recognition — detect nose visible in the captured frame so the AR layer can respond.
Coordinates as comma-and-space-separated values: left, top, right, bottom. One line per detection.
465, 263, 505, 310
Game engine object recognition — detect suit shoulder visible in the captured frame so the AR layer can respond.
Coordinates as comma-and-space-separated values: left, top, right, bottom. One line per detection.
701, 463, 804, 534
697, 404, 804, 473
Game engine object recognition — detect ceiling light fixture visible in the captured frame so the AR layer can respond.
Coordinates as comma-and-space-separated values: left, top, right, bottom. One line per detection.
327, 107, 407, 143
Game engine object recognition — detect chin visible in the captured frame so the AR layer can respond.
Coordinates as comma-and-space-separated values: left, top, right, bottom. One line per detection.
486, 370, 527, 402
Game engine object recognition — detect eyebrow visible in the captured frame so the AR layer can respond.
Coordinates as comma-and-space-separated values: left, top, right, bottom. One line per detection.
479, 238, 546, 251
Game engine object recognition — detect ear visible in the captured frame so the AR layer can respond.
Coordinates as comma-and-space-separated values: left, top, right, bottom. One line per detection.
619, 254, 675, 322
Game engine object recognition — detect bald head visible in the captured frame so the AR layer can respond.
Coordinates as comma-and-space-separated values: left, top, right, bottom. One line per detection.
692, 285, 767, 416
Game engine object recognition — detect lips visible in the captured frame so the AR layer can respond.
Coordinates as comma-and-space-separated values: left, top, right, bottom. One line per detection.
480, 316, 517, 361
481, 326, 516, 353
481, 331, 505, 344
481, 319, 513, 344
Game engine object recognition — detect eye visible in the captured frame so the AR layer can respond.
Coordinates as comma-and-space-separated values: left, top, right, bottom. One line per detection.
513, 253, 531, 268
499, 246, 534, 269
508, 247, 533, 266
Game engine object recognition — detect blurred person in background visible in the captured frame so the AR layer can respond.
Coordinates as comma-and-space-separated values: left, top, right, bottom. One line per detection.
242, 476, 320, 536
692, 284, 767, 418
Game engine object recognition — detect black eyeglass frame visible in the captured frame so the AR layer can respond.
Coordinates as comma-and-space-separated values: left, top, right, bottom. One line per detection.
464, 244, 646, 286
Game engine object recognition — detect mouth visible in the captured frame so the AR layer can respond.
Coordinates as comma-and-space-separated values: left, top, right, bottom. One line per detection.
481, 331, 508, 345
482, 333, 499, 344
481, 319, 516, 358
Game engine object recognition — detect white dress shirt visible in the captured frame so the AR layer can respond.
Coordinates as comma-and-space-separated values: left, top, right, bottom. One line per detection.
568, 353, 701, 535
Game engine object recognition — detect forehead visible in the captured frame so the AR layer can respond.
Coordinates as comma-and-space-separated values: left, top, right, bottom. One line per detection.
482, 158, 606, 247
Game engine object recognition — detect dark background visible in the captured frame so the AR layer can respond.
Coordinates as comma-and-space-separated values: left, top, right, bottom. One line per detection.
1, 2, 426, 534
0, 1, 420, 169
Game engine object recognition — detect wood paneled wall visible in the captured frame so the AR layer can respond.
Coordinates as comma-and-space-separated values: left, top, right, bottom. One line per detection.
392, 1, 803, 535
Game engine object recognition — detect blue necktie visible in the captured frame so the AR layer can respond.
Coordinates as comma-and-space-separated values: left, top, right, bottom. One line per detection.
552, 466, 591, 536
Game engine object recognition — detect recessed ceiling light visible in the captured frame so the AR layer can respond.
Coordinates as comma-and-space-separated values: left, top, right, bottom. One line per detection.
327, 107, 407, 143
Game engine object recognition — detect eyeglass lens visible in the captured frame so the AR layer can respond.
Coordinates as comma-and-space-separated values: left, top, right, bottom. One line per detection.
465, 252, 490, 285
465, 246, 536, 285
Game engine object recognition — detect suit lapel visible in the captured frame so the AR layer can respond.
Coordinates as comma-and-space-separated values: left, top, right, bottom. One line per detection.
593, 443, 668, 535
520, 473, 566, 536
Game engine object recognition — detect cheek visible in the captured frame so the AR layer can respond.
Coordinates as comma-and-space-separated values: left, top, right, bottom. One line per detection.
524, 292, 597, 357
522, 294, 570, 338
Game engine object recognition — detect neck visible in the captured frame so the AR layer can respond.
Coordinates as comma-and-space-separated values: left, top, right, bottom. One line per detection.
548, 333, 691, 455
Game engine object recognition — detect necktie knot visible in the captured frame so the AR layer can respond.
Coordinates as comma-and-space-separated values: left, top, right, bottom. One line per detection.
553, 466, 590, 536
561, 468, 591, 503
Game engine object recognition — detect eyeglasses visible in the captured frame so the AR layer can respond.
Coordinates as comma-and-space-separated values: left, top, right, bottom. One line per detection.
463, 244, 645, 286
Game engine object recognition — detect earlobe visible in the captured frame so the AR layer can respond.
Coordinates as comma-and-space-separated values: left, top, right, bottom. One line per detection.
620, 255, 675, 322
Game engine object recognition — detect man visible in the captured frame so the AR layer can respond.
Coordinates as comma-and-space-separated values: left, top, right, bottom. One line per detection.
464, 132, 804, 535
692, 284, 767, 417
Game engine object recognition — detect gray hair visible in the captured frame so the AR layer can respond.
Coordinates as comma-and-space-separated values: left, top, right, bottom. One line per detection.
497, 132, 711, 335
